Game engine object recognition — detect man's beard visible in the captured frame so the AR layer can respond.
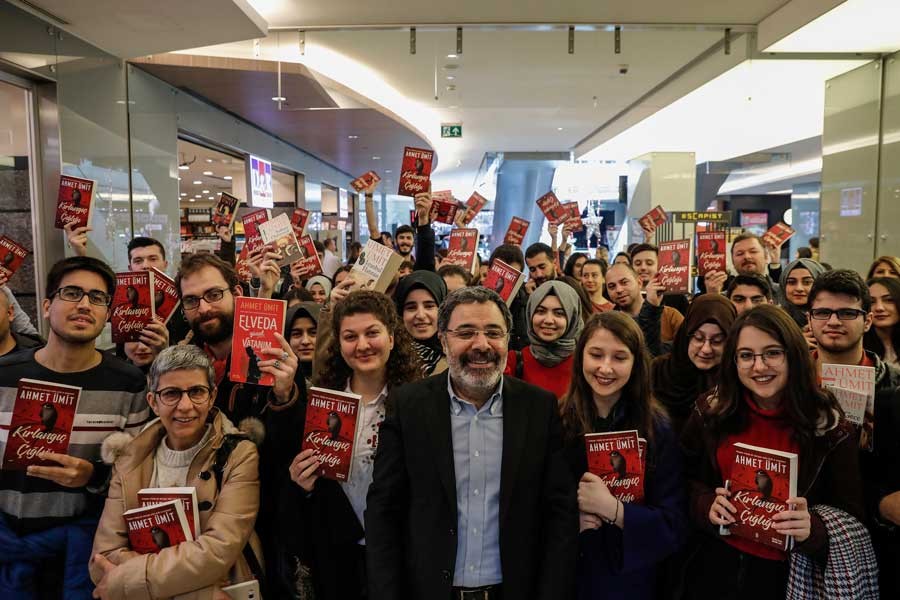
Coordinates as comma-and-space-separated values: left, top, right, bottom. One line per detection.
447, 347, 506, 392
398, 244, 413, 256
190, 311, 234, 345
817, 330, 862, 355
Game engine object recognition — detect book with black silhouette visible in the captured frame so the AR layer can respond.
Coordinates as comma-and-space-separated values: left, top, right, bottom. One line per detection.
229, 296, 287, 387
536, 191, 565, 225
301, 387, 362, 482
503, 217, 530, 245
0, 236, 28, 282
721, 443, 798, 551
821, 363, 876, 451
111, 271, 156, 343
398, 147, 433, 196
638, 205, 668, 235
123, 499, 193, 554
461, 192, 487, 225
696, 231, 726, 276
54, 175, 95, 230
442, 228, 479, 275
149, 268, 180, 325
138, 487, 200, 538
212, 192, 240, 229
584, 430, 644, 503
657, 239, 692, 295
2, 379, 81, 470
241, 208, 270, 254
482, 259, 524, 306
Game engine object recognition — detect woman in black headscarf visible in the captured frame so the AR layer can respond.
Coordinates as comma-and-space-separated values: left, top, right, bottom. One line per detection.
650, 294, 737, 434
285, 301, 322, 388
394, 270, 448, 376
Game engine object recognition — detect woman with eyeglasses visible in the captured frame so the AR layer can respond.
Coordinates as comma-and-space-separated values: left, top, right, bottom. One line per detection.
651, 294, 736, 435
279, 291, 422, 600
561, 312, 687, 600
681, 304, 864, 599
504, 280, 584, 401
90, 345, 263, 598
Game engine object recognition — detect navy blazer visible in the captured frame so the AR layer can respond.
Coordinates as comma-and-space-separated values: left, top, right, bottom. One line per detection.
365, 371, 578, 600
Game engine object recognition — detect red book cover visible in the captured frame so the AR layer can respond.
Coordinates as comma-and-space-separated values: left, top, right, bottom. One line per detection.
482, 259, 524, 305
429, 198, 460, 225
111, 271, 156, 343
461, 192, 487, 225
149, 268, 180, 325
724, 443, 798, 551
350, 170, 381, 192
503, 217, 530, 245
241, 208, 270, 254
696, 231, 726, 276
290, 208, 310, 238
211, 192, 240, 229
762, 222, 795, 247
657, 239, 692, 294
432, 190, 454, 203
258, 213, 304, 268
291, 235, 324, 278
409, 209, 417, 227
0, 236, 28, 281
398, 147, 434, 197
123, 500, 193, 554
584, 430, 644, 503
562, 202, 584, 232
301, 387, 362, 482
638, 205, 668, 235
2, 379, 81, 470
821, 363, 876, 451
54, 175, 95, 230
536, 192, 565, 225
443, 228, 479, 274
138, 487, 200, 539
235, 245, 252, 283
229, 297, 287, 387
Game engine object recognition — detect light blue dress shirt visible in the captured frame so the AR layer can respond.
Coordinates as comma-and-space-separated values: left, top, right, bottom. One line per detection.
448, 376, 504, 587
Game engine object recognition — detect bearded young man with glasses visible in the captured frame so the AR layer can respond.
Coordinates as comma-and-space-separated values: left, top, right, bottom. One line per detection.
806, 268, 900, 596
174, 253, 302, 592
0, 256, 150, 599
366, 286, 577, 600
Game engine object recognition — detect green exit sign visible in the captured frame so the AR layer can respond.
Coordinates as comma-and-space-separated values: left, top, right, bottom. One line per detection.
441, 123, 462, 138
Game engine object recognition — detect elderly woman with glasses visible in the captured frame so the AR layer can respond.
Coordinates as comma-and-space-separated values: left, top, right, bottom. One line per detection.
89, 345, 263, 600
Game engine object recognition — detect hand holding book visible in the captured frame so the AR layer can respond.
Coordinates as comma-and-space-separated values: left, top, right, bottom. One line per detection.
578, 472, 623, 527
63, 223, 90, 258
414, 185, 433, 226
26, 450, 94, 488
771, 496, 811, 543
709, 485, 737, 527
289, 448, 320, 492
254, 332, 297, 404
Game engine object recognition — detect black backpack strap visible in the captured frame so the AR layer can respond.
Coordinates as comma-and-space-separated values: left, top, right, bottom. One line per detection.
514, 350, 524, 379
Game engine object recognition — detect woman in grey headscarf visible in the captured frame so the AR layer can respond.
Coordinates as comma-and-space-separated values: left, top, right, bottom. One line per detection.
504, 280, 583, 401
778, 258, 826, 328
305, 275, 332, 305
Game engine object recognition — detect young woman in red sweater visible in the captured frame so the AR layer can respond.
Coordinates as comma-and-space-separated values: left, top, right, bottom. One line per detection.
504, 280, 583, 400
681, 304, 864, 599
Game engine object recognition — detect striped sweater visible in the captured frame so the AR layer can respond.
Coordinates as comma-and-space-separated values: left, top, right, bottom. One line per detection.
0, 348, 149, 534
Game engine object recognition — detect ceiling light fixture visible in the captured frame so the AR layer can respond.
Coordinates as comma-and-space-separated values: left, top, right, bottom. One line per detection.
178, 164, 189, 171
446, 75, 455, 80
206, 159, 213, 163
202, 190, 210, 194
272, 96, 287, 102
192, 180, 202, 185
348, 135, 359, 139
180, 193, 187, 197
385, 170, 392, 173
558, 127, 564, 131
447, 54, 457, 59
372, 156, 381, 160
203, 171, 213, 176
224, 175, 232, 180
189, 198, 196, 202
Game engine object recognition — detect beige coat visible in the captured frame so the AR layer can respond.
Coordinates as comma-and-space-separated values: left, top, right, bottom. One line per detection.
90, 409, 262, 600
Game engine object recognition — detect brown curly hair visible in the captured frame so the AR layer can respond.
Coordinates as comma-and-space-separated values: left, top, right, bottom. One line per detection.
312, 290, 422, 393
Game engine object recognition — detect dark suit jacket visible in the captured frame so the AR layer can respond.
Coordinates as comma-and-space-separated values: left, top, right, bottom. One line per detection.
365, 371, 578, 600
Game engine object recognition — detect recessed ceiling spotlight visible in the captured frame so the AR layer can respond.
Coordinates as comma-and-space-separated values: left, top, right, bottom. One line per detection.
447, 53, 458, 59
272, 96, 287, 102
385, 170, 392, 173
194, 194, 201, 198
205, 159, 213, 163
180, 193, 187, 197
348, 135, 359, 139
202, 190, 210, 194
178, 165, 189, 171
189, 198, 196, 202
557, 127, 564, 131
208, 196, 215, 200
446, 75, 455, 80
192, 180, 202, 185
224, 175, 232, 180
177, 177, 181, 181
203, 171, 213, 176
372, 156, 381, 160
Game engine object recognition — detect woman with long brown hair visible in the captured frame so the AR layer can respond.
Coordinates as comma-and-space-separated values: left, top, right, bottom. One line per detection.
560, 312, 687, 600
682, 304, 865, 599
278, 291, 421, 599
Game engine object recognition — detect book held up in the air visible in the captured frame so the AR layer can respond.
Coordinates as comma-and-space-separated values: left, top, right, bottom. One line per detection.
482, 259, 524, 305
229, 297, 287, 387
536, 192, 565, 225
638, 205, 668, 235
657, 239, 693, 294
503, 217, 530, 246
0, 236, 28, 281
562, 202, 584, 232
55, 175, 95, 230
111, 271, 156, 344
762, 222, 796, 248
149, 268, 180, 325
137, 487, 200, 538
2, 379, 81, 470
584, 430, 645, 504
291, 234, 324, 278
721, 443, 798, 552
442, 228, 480, 275
301, 387, 362, 482
258, 213, 304, 268
696, 231, 726, 276
461, 192, 487, 225
429, 197, 460, 225
123, 499, 193, 554
349, 239, 403, 293
398, 147, 433, 196
241, 208, 270, 254
290, 208, 310, 238
212, 193, 240, 230
350, 170, 381, 193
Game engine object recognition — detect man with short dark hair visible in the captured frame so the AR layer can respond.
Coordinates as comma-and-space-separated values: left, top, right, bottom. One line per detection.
524, 242, 557, 292
0, 256, 149, 597
725, 274, 774, 315
605, 263, 669, 356
805, 269, 900, 596
706, 233, 782, 296
366, 287, 577, 600
395, 224, 416, 260
126, 236, 167, 272
439, 264, 472, 292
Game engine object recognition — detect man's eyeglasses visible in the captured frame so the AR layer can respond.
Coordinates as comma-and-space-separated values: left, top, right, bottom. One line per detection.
735, 348, 786, 369
51, 286, 111, 307
154, 386, 213, 406
445, 327, 508, 341
808, 308, 867, 321
182, 287, 230, 311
